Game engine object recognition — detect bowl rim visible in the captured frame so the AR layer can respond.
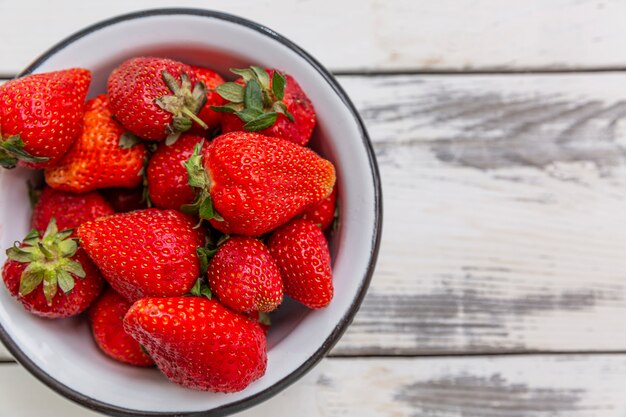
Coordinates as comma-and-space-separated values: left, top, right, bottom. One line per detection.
0, 7, 383, 417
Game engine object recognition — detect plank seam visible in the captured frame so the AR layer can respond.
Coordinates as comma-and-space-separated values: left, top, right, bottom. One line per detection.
332, 67, 626, 76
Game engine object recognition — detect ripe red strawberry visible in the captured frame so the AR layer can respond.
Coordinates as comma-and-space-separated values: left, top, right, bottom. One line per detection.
124, 296, 267, 392
0, 68, 91, 169
214, 67, 315, 146
44, 94, 147, 192
268, 219, 333, 309
108, 57, 208, 142
2, 219, 104, 318
31, 187, 114, 234
189, 65, 225, 135
300, 183, 337, 230
207, 237, 282, 313
78, 209, 205, 302
101, 187, 147, 213
147, 134, 204, 210
89, 287, 154, 367
185, 131, 335, 236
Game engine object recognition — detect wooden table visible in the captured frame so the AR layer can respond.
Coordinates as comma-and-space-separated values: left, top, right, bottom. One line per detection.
3, 1, 626, 415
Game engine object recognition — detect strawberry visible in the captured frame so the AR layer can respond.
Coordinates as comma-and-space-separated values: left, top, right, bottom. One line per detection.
2, 219, 104, 318
0, 68, 91, 169
299, 183, 337, 230
207, 237, 282, 313
89, 287, 154, 367
44, 94, 147, 193
107, 57, 208, 142
185, 131, 335, 236
147, 134, 204, 210
189, 65, 225, 135
268, 219, 333, 309
213, 67, 315, 146
31, 187, 114, 234
78, 209, 205, 302
101, 187, 147, 213
124, 296, 267, 392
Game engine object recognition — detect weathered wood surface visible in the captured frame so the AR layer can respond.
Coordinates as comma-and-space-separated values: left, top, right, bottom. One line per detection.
335, 72, 626, 355
3, 72, 626, 361
2, 355, 626, 417
2, 0, 626, 74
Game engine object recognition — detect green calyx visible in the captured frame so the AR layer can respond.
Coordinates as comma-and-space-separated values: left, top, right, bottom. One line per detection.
0, 131, 49, 169
6, 218, 86, 306
211, 66, 294, 132
154, 71, 209, 145
118, 131, 143, 149
181, 141, 224, 224
258, 312, 271, 326
189, 277, 212, 300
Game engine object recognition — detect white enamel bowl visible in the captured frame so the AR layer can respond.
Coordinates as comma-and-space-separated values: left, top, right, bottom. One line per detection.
0, 8, 382, 416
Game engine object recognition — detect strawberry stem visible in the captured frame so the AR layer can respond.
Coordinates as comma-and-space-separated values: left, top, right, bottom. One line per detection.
181, 107, 208, 130
155, 71, 209, 137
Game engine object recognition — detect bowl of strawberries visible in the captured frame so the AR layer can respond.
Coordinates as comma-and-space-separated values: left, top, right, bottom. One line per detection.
0, 8, 381, 416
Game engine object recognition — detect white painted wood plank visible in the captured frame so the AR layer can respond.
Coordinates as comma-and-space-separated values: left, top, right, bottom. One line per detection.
1, 0, 626, 74
2, 355, 626, 416
332, 72, 626, 355
4, 73, 626, 359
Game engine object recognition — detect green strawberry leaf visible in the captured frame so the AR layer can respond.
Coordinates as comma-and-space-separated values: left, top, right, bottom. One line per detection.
12, 218, 86, 303
55, 229, 74, 242
182, 143, 224, 224
191, 81, 208, 113
196, 247, 218, 276
244, 79, 264, 111
244, 112, 278, 131
57, 238, 78, 258
198, 195, 224, 222
0, 135, 49, 168
165, 132, 182, 146
63, 259, 86, 279
37, 242, 54, 260
43, 218, 58, 240
230, 68, 256, 83
156, 71, 208, 135
23, 229, 40, 246
210, 103, 243, 113
119, 132, 142, 149
258, 312, 272, 326
42, 269, 58, 305
184, 142, 207, 189
189, 277, 212, 300
56, 269, 75, 294
236, 108, 264, 123
216, 234, 231, 247
272, 71, 287, 101
19, 264, 45, 297
251, 66, 270, 89
6, 245, 35, 263
215, 82, 245, 103
272, 102, 295, 122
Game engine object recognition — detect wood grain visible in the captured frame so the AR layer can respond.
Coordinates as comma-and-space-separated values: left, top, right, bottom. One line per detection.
334, 72, 626, 355
3, 73, 626, 361
2, 355, 626, 416
1, 0, 626, 74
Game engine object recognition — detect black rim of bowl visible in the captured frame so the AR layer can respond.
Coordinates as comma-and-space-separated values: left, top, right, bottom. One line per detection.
1, 8, 383, 417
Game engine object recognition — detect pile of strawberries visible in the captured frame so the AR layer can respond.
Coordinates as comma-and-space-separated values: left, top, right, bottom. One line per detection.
0, 57, 337, 392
